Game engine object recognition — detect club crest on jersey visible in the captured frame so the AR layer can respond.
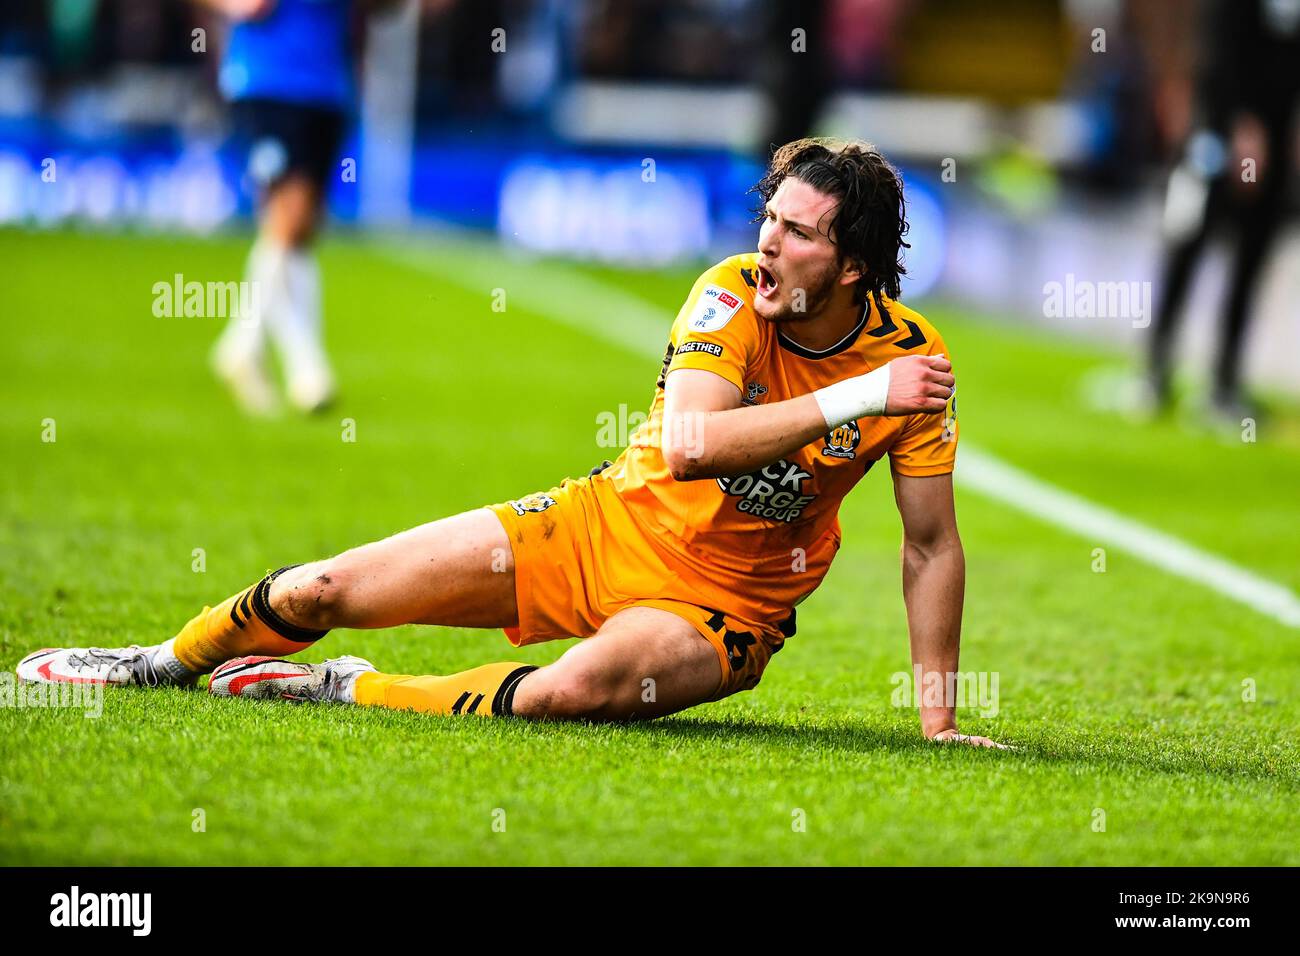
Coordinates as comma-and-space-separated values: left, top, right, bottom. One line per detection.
743, 382, 769, 405
822, 420, 861, 460
508, 493, 557, 516
688, 285, 742, 332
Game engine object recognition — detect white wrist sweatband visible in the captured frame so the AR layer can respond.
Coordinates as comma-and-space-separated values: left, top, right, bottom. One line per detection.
812, 363, 891, 428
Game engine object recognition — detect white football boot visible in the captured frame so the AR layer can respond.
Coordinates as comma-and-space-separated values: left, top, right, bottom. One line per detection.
208, 655, 375, 703
284, 350, 336, 414
17, 644, 198, 688
212, 321, 279, 416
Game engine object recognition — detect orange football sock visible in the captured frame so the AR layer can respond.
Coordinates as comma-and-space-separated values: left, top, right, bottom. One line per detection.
353, 662, 537, 717
172, 566, 327, 674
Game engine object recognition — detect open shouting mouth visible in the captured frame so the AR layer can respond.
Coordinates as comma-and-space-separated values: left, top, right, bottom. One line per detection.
756, 262, 780, 299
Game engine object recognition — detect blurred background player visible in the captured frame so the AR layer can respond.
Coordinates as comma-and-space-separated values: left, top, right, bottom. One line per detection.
1144, 0, 1299, 423
199, 0, 356, 414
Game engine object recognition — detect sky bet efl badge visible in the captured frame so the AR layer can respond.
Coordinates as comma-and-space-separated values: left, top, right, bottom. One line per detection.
688, 285, 742, 332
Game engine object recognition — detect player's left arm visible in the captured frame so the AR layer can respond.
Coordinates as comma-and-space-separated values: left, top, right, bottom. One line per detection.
892, 470, 1009, 750
883, 322, 1005, 747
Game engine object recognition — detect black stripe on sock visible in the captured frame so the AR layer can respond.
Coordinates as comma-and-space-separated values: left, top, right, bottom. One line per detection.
492, 665, 538, 717
238, 588, 254, 626
466, 693, 485, 715
451, 691, 471, 715
229, 598, 245, 629
250, 567, 328, 644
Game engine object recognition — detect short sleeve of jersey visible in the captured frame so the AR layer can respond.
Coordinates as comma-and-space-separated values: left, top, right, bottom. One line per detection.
663, 262, 760, 394
888, 331, 958, 477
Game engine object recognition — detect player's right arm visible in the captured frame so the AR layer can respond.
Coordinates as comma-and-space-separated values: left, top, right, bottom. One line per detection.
660, 261, 952, 481
662, 356, 952, 481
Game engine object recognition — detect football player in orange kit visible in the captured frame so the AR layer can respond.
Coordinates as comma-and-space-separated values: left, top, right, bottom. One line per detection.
18, 139, 1006, 748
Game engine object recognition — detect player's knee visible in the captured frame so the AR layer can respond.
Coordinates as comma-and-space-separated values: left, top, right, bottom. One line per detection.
521, 665, 623, 722
272, 561, 349, 630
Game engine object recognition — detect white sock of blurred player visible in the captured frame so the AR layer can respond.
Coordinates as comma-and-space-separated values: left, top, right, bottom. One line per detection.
273, 247, 336, 413
211, 237, 281, 415
213, 239, 335, 414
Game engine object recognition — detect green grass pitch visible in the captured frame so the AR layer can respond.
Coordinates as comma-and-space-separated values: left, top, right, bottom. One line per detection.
2, 229, 1298, 866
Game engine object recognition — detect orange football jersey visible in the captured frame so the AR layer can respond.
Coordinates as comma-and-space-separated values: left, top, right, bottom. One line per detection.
588, 252, 957, 624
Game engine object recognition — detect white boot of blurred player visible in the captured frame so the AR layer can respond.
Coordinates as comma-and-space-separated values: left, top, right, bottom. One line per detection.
211, 238, 281, 416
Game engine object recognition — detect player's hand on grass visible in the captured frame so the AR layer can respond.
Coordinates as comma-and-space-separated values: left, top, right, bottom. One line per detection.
929, 728, 1015, 750
885, 354, 954, 416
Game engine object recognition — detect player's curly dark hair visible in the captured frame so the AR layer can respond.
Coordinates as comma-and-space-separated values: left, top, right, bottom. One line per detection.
751, 138, 910, 309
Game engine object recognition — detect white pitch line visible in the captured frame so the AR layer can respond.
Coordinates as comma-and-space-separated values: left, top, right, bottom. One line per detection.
375, 239, 1300, 630
376, 238, 668, 355
956, 449, 1300, 628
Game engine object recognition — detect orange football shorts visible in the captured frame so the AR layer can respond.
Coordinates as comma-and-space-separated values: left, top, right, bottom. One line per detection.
488, 473, 793, 701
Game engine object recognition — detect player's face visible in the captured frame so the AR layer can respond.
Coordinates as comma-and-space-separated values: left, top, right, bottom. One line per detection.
754, 178, 857, 324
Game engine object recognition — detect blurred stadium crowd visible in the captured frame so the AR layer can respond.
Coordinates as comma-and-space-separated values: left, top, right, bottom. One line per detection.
2, 0, 1296, 399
